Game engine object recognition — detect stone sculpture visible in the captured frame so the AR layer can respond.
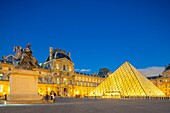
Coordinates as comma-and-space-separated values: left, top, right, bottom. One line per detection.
3, 43, 38, 70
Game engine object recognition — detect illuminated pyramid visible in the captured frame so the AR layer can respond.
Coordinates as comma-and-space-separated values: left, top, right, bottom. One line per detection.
89, 61, 165, 97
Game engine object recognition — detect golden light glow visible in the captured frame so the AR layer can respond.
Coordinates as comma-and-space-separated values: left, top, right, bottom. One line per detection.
75, 91, 79, 95
48, 87, 50, 91
0, 85, 3, 92
89, 61, 165, 98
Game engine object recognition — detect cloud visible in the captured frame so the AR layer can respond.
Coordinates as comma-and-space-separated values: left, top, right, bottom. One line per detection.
75, 69, 80, 71
75, 68, 91, 72
80, 69, 91, 72
138, 67, 164, 77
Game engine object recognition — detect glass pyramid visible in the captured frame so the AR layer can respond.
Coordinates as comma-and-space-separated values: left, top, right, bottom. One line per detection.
89, 61, 165, 98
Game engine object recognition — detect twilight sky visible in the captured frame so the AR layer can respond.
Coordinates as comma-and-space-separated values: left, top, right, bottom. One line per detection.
0, 0, 170, 76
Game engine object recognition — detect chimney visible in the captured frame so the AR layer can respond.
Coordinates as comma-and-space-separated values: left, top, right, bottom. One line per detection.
49, 47, 53, 61
67, 52, 71, 57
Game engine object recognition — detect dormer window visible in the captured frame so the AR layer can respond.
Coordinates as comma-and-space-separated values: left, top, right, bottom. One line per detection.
63, 65, 66, 71
56, 64, 59, 69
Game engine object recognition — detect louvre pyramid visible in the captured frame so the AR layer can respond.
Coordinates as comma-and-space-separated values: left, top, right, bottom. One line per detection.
89, 61, 165, 97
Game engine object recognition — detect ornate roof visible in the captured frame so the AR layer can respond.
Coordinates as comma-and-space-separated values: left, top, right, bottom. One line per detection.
164, 65, 170, 72
46, 51, 72, 62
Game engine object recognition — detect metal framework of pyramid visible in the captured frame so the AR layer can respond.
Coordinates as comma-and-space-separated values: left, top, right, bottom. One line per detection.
89, 61, 165, 97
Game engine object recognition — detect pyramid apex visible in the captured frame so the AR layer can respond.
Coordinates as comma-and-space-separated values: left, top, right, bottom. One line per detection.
123, 61, 131, 65
125, 60, 130, 63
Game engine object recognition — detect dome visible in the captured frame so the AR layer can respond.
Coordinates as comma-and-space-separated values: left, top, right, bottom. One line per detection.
46, 52, 72, 62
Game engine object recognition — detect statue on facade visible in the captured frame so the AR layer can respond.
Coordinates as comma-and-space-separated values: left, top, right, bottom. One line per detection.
3, 43, 38, 70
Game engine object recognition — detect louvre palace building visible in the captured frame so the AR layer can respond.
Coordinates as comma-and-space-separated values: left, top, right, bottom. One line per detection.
0, 46, 169, 99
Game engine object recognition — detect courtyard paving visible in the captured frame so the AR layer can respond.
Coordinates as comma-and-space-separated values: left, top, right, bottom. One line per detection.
0, 98, 170, 113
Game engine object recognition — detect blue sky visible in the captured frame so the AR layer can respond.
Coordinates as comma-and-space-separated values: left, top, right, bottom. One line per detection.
0, 0, 170, 74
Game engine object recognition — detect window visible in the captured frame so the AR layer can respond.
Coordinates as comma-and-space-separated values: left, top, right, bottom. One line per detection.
80, 82, 82, 86
0, 85, 3, 92
63, 65, 66, 70
69, 66, 72, 71
0, 74, 3, 80
8, 67, 11, 71
0, 66, 2, 70
70, 80, 72, 85
78, 81, 81, 86
87, 82, 89, 86
86, 78, 88, 81
165, 84, 167, 88
91, 82, 93, 87
56, 64, 59, 69
53, 63, 56, 69
86, 82, 88, 86
38, 78, 42, 83
63, 78, 68, 85
75, 76, 77, 80
82, 77, 84, 81
57, 78, 60, 84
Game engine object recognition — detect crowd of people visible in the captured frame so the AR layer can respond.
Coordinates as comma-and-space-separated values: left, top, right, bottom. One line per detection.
43, 91, 57, 102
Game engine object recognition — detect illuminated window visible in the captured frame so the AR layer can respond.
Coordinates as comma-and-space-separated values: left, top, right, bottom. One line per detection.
91, 82, 93, 87
69, 66, 72, 71
86, 78, 88, 81
78, 81, 81, 86
79, 77, 81, 80
57, 78, 60, 84
80, 82, 83, 86
0, 74, 3, 80
56, 64, 59, 69
75, 76, 77, 80
63, 78, 68, 85
0, 85, 3, 92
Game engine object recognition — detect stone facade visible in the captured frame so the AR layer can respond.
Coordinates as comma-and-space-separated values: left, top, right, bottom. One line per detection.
149, 65, 170, 96
0, 47, 104, 98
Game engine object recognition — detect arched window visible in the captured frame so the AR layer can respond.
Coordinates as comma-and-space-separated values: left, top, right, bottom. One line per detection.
56, 64, 59, 69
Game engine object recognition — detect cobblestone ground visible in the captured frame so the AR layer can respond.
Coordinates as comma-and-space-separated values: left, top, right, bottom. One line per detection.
0, 98, 170, 113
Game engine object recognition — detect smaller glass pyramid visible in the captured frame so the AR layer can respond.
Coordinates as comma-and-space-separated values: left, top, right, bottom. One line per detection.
89, 61, 165, 98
